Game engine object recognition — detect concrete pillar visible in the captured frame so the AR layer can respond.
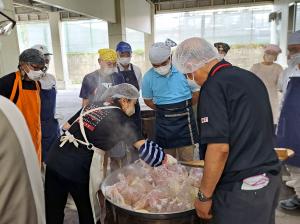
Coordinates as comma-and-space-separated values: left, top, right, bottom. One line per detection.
107, 0, 126, 49
274, 0, 295, 67
0, 0, 20, 77
48, 12, 69, 89
144, 3, 155, 70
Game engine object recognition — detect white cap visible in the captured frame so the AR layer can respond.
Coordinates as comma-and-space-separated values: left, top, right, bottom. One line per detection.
149, 42, 171, 64
288, 30, 300, 46
173, 37, 219, 74
31, 44, 52, 55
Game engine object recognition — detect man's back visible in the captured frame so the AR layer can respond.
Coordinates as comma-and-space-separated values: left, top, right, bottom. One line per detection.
199, 62, 280, 184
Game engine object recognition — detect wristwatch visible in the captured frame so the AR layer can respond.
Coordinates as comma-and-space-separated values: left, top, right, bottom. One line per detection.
197, 190, 213, 202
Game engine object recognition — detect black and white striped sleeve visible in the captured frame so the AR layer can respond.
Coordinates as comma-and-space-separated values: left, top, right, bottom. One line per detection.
138, 139, 165, 167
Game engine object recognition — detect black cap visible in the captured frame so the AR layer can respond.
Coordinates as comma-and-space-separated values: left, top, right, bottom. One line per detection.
214, 42, 230, 53
19, 48, 45, 65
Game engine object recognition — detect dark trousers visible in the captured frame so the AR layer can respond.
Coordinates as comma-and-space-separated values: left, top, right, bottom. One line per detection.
212, 173, 281, 224
45, 168, 94, 224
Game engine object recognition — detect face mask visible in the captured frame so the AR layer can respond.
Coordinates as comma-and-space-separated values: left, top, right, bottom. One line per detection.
219, 53, 225, 59
102, 67, 115, 76
119, 57, 131, 66
154, 63, 171, 76
264, 54, 276, 63
187, 73, 201, 90
44, 64, 49, 72
124, 105, 135, 117
288, 53, 300, 68
27, 70, 44, 81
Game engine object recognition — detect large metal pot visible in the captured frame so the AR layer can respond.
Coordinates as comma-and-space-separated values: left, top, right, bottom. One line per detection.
101, 164, 204, 224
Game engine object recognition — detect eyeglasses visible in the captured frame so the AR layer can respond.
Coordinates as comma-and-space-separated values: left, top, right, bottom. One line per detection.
29, 64, 47, 72
0, 11, 16, 36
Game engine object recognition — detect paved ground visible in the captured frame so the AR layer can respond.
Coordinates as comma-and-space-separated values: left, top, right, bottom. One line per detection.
57, 88, 300, 224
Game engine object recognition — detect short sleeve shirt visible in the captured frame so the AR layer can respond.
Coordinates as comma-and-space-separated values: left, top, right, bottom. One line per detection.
46, 104, 143, 183
198, 61, 280, 184
0, 72, 40, 103
142, 66, 192, 105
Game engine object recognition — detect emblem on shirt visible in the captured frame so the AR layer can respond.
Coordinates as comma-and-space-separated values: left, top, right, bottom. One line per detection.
201, 117, 208, 124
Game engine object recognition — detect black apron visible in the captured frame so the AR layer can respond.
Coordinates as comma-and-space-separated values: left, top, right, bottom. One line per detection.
40, 88, 60, 161
155, 99, 199, 149
276, 77, 300, 167
112, 64, 142, 133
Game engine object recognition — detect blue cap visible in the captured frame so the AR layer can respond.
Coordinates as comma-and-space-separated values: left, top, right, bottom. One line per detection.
116, 41, 132, 53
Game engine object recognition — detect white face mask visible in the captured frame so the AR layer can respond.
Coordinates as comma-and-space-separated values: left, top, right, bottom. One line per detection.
118, 57, 131, 66
102, 67, 115, 76
27, 70, 44, 81
154, 63, 171, 76
124, 105, 135, 117
288, 53, 300, 68
219, 53, 225, 59
187, 73, 201, 91
264, 53, 276, 63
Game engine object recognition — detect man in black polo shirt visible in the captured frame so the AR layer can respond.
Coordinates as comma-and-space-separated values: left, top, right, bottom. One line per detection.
174, 37, 281, 224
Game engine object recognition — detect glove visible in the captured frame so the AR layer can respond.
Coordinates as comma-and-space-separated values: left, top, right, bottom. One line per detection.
138, 139, 165, 167
162, 154, 178, 165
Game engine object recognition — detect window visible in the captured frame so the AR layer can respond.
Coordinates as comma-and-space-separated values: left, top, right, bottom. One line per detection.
16, 22, 54, 73
296, 3, 300, 31
155, 5, 273, 69
62, 19, 108, 83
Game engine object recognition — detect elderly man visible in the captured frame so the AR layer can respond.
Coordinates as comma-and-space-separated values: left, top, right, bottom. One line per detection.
80, 48, 118, 106
0, 2, 45, 223
277, 30, 300, 210
0, 48, 46, 164
251, 44, 283, 125
32, 44, 60, 162
142, 42, 199, 161
173, 37, 281, 224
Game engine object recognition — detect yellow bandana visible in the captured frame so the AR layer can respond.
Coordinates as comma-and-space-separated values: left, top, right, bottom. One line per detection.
98, 48, 117, 62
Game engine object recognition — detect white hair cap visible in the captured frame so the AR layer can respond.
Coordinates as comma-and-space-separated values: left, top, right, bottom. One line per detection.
264, 44, 282, 54
31, 44, 52, 55
100, 83, 140, 102
288, 30, 300, 45
149, 42, 171, 64
173, 37, 219, 74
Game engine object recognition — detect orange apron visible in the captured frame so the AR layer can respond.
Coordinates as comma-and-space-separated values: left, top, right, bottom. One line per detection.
9, 71, 42, 164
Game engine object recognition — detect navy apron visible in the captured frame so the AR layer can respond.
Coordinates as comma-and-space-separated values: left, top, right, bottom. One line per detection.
40, 88, 60, 161
276, 77, 300, 167
113, 64, 142, 134
155, 99, 199, 149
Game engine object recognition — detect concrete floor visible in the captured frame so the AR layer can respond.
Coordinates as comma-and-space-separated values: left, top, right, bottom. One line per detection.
57, 88, 300, 224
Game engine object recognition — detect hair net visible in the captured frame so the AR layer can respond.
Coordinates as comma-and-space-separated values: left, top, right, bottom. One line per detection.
31, 44, 52, 55
98, 48, 117, 62
173, 37, 219, 74
100, 83, 139, 102
264, 44, 281, 54
19, 48, 45, 65
288, 30, 300, 45
116, 41, 132, 53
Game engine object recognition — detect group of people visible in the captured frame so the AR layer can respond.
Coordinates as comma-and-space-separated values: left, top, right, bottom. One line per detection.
0, 1, 300, 222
